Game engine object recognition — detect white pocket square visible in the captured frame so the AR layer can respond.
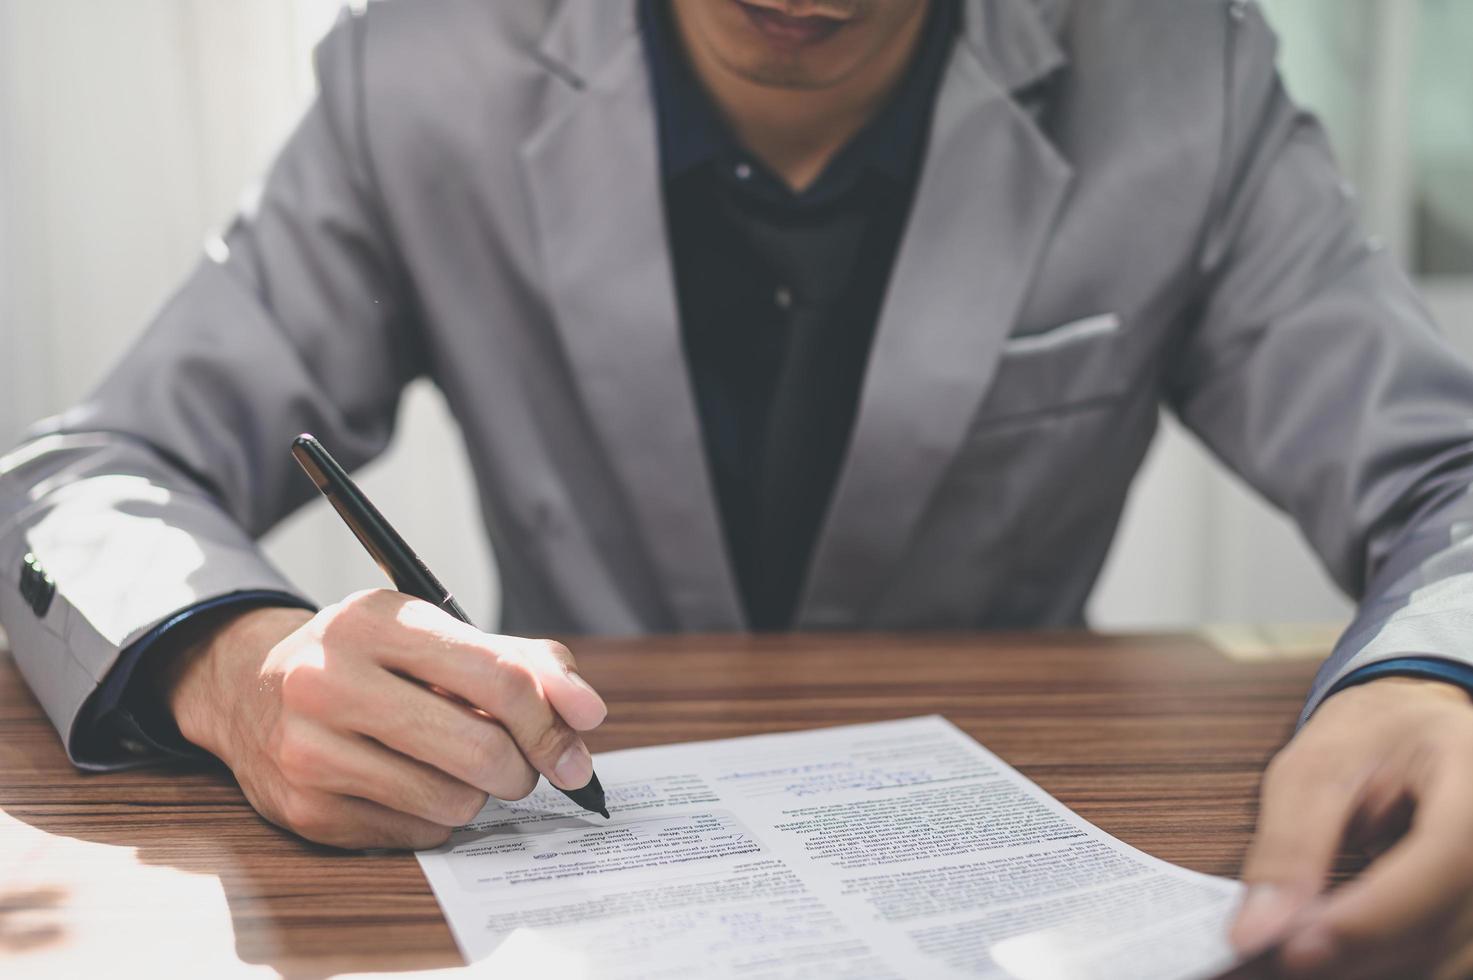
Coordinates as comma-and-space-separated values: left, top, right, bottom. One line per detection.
1003, 313, 1122, 355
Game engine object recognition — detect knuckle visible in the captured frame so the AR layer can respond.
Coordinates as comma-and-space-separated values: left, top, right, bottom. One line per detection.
480, 744, 539, 800
499, 763, 541, 801
417, 780, 484, 827
274, 728, 324, 785
523, 722, 574, 769
296, 813, 333, 844
448, 789, 489, 826
351, 587, 394, 608
490, 655, 539, 705
317, 589, 413, 658
465, 723, 514, 782
396, 596, 450, 634
315, 610, 357, 653
537, 638, 573, 664
330, 589, 377, 620
325, 589, 396, 631
278, 663, 330, 715
279, 793, 329, 840
310, 604, 341, 632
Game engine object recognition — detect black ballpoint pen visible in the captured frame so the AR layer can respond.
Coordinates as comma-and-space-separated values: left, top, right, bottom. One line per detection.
290, 433, 610, 820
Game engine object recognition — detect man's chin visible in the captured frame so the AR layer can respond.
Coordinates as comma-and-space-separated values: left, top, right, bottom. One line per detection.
728, 59, 843, 90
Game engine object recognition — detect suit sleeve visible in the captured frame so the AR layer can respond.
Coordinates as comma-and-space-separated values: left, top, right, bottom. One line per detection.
1165, 2, 1473, 722
0, 9, 424, 768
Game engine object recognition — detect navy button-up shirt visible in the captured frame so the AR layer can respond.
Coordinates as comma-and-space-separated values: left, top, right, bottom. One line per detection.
642, 0, 959, 628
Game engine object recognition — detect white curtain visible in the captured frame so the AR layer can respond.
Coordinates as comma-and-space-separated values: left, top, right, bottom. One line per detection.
0, 0, 499, 625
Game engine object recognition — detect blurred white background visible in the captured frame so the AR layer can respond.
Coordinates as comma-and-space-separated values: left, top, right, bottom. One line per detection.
2, 0, 1471, 633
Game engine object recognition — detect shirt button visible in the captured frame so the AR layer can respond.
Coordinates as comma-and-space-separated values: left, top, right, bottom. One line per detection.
734, 162, 753, 181
774, 285, 794, 310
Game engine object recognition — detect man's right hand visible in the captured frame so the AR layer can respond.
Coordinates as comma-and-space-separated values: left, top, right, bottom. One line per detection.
156, 589, 608, 850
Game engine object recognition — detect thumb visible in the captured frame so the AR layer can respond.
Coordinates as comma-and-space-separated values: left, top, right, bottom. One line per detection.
516, 637, 608, 731
1232, 747, 1364, 952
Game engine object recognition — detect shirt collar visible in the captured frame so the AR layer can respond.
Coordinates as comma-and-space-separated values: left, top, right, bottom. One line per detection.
639, 0, 960, 197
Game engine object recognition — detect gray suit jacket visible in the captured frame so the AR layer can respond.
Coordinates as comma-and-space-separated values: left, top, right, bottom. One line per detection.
6, 0, 1473, 768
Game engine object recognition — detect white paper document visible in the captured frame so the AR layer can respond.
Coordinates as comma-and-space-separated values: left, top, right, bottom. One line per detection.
415, 716, 1246, 979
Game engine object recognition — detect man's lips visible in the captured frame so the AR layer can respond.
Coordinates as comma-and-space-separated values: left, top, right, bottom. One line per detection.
733, 0, 851, 45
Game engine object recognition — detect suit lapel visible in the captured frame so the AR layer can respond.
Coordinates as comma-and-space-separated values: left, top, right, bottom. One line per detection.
797, 2, 1075, 627
521, 2, 745, 630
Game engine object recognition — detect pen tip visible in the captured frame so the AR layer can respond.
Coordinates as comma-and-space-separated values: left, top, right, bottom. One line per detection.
599, 808, 610, 819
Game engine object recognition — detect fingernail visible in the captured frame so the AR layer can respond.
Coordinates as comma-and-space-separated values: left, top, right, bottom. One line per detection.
1232, 885, 1301, 951
1282, 923, 1337, 973
553, 742, 593, 789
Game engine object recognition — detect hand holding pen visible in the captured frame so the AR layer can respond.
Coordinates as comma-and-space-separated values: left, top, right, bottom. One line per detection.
154, 436, 609, 851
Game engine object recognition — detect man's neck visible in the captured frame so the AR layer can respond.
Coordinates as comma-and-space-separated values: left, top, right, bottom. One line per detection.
672, 4, 931, 192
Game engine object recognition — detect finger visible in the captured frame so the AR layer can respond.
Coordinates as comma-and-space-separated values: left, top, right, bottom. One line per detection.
505, 637, 607, 731
270, 789, 453, 851
1287, 757, 1473, 974
1280, 928, 1429, 980
278, 721, 489, 828
379, 626, 595, 792
338, 669, 539, 801
1232, 744, 1368, 952
368, 597, 602, 754
378, 611, 605, 730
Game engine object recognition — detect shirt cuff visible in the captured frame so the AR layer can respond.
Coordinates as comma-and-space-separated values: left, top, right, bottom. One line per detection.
1324, 656, 1473, 703
73, 589, 317, 765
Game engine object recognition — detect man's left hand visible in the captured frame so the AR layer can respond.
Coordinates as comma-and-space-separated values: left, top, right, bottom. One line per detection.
1231, 675, 1473, 978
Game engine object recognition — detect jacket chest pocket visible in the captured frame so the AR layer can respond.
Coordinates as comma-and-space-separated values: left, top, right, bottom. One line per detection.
972, 313, 1134, 427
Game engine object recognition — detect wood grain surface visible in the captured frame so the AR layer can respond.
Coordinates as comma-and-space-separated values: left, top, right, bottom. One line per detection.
0, 632, 1334, 978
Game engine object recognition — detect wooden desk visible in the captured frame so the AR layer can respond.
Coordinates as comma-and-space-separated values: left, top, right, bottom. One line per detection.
1, 632, 1324, 978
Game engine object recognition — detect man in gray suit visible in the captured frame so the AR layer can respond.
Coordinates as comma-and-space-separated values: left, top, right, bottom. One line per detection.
5, 0, 1473, 974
